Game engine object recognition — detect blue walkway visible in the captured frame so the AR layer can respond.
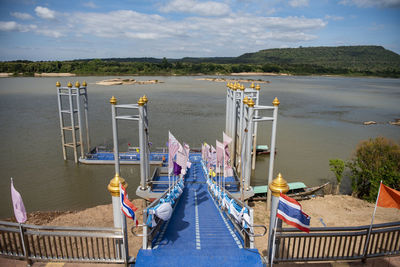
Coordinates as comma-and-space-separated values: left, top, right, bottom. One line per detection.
135, 160, 264, 267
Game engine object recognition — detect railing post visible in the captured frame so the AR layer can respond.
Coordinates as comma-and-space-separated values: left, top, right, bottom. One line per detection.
142, 206, 148, 249
268, 173, 289, 265
18, 224, 32, 266
249, 207, 255, 249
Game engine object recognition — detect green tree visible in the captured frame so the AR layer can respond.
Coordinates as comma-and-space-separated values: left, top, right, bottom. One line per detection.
329, 158, 345, 194
348, 137, 400, 202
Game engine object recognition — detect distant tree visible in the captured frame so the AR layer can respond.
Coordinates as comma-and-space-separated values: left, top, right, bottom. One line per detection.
348, 137, 400, 202
329, 158, 345, 194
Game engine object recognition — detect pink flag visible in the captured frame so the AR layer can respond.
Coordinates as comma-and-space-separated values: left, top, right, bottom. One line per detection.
210, 145, 217, 166
11, 178, 27, 223
168, 132, 181, 173
182, 143, 190, 175
223, 132, 232, 145
216, 140, 224, 166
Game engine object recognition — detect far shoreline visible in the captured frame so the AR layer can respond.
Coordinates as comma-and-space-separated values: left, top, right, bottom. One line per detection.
1, 72, 398, 79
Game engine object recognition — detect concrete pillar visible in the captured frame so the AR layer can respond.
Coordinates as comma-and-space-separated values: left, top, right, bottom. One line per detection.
268, 173, 289, 264
108, 96, 128, 228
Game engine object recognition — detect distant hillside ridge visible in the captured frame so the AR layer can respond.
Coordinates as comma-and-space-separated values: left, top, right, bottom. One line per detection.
236, 45, 400, 71
1, 45, 399, 77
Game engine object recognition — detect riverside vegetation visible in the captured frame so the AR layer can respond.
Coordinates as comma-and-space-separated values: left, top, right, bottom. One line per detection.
1, 46, 400, 78
331, 137, 400, 202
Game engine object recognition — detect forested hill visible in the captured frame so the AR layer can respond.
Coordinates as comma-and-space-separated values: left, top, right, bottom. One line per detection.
236, 46, 400, 71
1, 45, 399, 77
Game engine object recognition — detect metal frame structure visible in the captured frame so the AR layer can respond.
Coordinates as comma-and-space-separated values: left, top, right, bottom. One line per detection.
273, 221, 400, 263
0, 221, 125, 264
56, 81, 90, 163
225, 83, 279, 202
110, 96, 150, 191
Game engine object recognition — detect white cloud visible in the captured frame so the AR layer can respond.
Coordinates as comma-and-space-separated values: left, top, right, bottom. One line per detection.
0, 21, 36, 32
289, 0, 309, 7
35, 6, 56, 19
10, 12, 33, 20
325, 15, 344, 21
160, 0, 231, 16
35, 29, 63, 38
82, 2, 98, 9
339, 0, 400, 8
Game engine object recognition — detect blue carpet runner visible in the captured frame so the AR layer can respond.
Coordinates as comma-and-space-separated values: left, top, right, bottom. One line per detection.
135, 160, 264, 267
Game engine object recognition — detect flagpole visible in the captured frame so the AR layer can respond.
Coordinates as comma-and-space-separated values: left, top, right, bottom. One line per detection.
362, 180, 382, 261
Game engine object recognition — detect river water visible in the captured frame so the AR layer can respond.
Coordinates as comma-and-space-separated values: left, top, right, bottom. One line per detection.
0, 75, 399, 218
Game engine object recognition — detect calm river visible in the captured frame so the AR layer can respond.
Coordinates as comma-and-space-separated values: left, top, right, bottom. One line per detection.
0, 75, 399, 218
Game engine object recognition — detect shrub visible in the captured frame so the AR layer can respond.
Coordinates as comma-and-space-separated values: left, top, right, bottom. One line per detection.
347, 137, 400, 202
329, 158, 345, 194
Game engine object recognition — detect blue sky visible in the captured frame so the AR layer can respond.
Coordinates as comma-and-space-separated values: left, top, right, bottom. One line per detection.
0, 0, 399, 61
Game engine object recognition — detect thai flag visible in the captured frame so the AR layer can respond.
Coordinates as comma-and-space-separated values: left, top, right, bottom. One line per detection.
277, 193, 310, 233
120, 184, 138, 226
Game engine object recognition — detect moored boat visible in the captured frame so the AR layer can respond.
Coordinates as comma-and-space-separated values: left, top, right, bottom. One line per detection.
251, 181, 329, 201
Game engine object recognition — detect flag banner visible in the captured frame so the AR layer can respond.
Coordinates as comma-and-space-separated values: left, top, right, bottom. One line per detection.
11, 178, 27, 223
182, 143, 190, 174
168, 131, 181, 173
176, 144, 187, 169
216, 140, 224, 167
223, 132, 232, 145
224, 165, 234, 177
120, 184, 138, 225
211, 145, 217, 166
277, 193, 310, 233
377, 183, 400, 210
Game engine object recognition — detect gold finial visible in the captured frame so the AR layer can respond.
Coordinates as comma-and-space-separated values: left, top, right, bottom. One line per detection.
67, 82, 72, 88
107, 173, 127, 197
247, 98, 255, 107
232, 83, 237, 91
138, 97, 145, 106
240, 84, 245, 91
272, 97, 280, 106
243, 96, 249, 105
269, 173, 289, 197
75, 81, 80, 88
226, 82, 230, 87
56, 81, 61, 87
142, 95, 148, 103
250, 82, 255, 89
255, 84, 261, 90
110, 96, 117, 105
82, 81, 87, 87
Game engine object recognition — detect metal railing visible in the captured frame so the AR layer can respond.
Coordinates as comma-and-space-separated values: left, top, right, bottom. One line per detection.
207, 180, 267, 249
0, 221, 125, 264
132, 178, 183, 249
274, 221, 400, 263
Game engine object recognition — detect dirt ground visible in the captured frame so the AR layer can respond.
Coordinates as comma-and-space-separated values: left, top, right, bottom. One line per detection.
7, 194, 400, 259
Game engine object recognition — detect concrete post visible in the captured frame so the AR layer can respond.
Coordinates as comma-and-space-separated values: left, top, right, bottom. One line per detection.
138, 97, 146, 189
244, 99, 254, 190
225, 84, 230, 134
266, 97, 280, 215
268, 173, 289, 264
67, 82, 78, 163
108, 96, 128, 228
251, 84, 260, 170
82, 81, 91, 153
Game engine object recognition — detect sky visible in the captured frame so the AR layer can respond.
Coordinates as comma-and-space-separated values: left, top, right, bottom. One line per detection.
0, 0, 399, 61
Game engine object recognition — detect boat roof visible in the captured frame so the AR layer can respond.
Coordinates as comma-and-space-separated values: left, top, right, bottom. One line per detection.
253, 182, 307, 194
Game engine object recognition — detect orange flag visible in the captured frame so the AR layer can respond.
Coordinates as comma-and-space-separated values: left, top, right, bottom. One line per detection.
377, 183, 400, 209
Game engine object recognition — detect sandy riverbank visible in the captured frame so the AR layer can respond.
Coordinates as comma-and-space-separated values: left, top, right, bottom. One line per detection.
5, 194, 399, 258
96, 78, 162, 86
196, 77, 270, 83
0, 73, 76, 77
230, 72, 291, 76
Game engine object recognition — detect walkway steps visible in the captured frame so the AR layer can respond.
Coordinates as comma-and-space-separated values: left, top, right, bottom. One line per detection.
135, 161, 263, 266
